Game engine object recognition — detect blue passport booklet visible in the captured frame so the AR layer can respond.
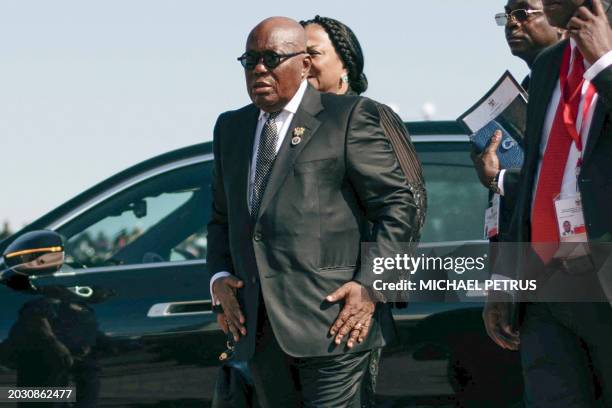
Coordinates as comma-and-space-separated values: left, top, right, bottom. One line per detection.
458, 71, 528, 169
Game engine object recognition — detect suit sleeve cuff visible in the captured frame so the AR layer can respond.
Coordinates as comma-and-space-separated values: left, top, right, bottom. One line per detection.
497, 169, 506, 197
210, 271, 231, 305
584, 51, 612, 81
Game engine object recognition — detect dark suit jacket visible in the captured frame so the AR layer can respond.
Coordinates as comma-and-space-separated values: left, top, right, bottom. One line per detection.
494, 40, 612, 310
521, 73, 531, 93
499, 71, 531, 211
496, 168, 521, 241
207, 85, 420, 360
486, 75, 528, 242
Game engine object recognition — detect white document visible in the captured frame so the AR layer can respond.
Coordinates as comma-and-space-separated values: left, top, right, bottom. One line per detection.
459, 71, 527, 134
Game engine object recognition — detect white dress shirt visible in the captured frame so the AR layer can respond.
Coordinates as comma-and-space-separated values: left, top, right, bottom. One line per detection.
492, 42, 611, 284
247, 80, 308, 207
209, 80, 308, 304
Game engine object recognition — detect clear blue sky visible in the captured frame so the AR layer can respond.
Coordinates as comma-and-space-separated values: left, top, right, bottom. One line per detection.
0, 0, 528, 229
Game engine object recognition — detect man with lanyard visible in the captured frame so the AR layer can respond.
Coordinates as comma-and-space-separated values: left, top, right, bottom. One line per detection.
473, 0, 561, 247
483, 0, 612, 406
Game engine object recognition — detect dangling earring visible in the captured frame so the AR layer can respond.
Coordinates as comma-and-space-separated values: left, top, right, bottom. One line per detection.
341, 73, 349, 84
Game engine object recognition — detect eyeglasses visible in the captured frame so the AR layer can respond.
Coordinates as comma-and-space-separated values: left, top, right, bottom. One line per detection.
495, 9, 544, 26
237, 50, 307, 70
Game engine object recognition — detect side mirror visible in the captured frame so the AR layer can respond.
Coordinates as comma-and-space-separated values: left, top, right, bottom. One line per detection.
2, 230, 65, 277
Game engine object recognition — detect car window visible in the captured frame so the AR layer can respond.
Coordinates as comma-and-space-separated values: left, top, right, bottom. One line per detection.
57, 161, 212, 269
415, 141, 487, 242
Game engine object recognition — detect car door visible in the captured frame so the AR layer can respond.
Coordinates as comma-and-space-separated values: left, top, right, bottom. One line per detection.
0, 155, 227, 407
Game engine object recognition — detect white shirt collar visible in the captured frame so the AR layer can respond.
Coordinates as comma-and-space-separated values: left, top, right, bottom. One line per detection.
258, 80, 308, 120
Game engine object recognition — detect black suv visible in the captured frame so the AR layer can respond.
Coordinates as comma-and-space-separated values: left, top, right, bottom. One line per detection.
0, 121, 523, 407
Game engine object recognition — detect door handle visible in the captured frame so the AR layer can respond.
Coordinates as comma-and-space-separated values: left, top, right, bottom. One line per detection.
147, 300, 212, 317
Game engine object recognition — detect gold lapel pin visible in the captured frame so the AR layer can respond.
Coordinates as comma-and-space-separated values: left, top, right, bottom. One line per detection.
291, 127, 305, 146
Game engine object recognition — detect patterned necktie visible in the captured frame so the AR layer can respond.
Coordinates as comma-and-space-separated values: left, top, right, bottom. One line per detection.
531, 46, 585, 263
250, 111, 281, 218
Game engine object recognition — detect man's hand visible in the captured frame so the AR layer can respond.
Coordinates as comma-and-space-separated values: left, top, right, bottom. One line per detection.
482, 293, 520, 351
212, 276, 246, 341
470, 130, 502, 190
326, 282, 377, 349
568, 0, 612, 64
217, 312, 229, 334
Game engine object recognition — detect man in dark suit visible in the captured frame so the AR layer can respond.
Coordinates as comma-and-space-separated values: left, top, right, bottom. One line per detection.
483, 0, 612, 405
502, 0, 562, 90
206, 17, 419, 407
472, 0, 561, 243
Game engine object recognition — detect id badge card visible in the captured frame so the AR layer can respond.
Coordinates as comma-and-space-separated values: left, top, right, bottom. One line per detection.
484, 194, 500, 239
553, 193, 589, 257
554, 193, 587, 242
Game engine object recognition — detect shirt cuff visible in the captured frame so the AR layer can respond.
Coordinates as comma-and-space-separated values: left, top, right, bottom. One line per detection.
497, 169, 506, 197
584, 51, 612, 81
490, 273, 516, 296
210, 271, 232, 305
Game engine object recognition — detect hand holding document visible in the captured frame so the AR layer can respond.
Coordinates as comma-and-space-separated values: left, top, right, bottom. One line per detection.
458, 71, 527, 169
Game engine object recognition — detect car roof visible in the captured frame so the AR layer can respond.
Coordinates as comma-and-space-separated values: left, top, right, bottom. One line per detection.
406, 120, 465, 136
1, 120, 465, 250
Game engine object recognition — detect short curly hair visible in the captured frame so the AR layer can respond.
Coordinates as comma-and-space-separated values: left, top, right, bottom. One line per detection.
300, 15, 368, 95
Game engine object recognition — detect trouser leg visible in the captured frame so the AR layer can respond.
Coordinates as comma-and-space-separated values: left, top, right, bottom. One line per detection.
295, 349, 372, 408
360, 347, 382, 408
248, 307, 299, 408
520, 303, 596, 408
564, 303, 612, 407
520, 302, 612, 408
249, 306, 374, 407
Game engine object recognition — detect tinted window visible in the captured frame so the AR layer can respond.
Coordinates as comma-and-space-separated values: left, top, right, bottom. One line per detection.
58, 161, 212, 269
415, 141, 487, 242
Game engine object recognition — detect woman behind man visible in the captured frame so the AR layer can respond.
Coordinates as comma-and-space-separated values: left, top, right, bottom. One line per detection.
300, 15, 426, 407
300, 15, 426, 234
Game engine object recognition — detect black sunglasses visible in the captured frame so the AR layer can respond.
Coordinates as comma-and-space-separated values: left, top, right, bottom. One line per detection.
495, 9, 543, 26
237, 50, 306, 70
